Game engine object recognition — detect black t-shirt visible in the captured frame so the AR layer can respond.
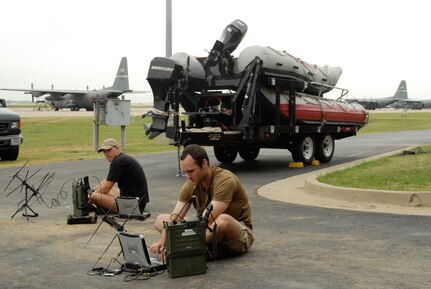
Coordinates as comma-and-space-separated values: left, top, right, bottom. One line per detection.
106, 153, 149, 204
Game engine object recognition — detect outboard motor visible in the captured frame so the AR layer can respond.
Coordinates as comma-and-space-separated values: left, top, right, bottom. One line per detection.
143, 20, 247, 139
144, 57, 183, 139
204, 19, 247, 76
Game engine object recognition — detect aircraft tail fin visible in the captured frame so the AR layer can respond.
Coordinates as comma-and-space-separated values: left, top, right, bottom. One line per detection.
393, 80, 408, 99
108, 57, 129, 91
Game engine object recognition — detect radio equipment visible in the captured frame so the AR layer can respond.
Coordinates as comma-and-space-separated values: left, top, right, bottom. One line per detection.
164, 220, 207, 278
67, 177, 97, 224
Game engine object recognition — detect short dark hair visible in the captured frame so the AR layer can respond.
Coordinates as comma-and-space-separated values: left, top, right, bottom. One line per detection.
180, 144, 209, 168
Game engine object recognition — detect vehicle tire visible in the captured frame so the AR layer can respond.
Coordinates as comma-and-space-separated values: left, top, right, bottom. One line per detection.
291, 135, 315, 165
0, 147, 19, 161
239, 147, 260, 161
314, 134, 334, 163
214, 146, 238, 164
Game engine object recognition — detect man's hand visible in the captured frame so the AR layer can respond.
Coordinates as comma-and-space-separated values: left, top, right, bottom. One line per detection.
149, 241, 165, 260
149, 241, 164, 254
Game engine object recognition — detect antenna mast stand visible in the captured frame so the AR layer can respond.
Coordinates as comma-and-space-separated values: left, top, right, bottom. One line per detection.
10, 174, 40, 220
5, 162, 53, 221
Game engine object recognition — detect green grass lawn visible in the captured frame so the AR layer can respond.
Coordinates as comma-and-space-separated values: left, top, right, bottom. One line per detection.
359, 110, 431, 134
318, 145, 431, 191
0, 115, 176, 168
319, 110, 431, 192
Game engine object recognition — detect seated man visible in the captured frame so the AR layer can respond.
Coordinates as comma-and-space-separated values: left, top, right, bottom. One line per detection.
149, 144, 254, 258
90, 138, 149, 214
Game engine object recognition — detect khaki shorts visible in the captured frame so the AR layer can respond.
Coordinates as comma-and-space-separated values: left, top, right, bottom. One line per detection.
221, 222, 254, 254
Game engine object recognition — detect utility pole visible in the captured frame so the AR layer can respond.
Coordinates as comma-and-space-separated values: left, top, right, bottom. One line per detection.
166, 0, 172, 57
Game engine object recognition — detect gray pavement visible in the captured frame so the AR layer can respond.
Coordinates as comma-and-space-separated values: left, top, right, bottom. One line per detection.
1, 130, 431, 288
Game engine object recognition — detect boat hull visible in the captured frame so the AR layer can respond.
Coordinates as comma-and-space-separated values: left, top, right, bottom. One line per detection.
259, 87, 367, 125
238, 46, 342, 95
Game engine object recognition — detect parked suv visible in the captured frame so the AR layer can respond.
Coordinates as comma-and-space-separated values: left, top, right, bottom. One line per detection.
0, 99, 23, 160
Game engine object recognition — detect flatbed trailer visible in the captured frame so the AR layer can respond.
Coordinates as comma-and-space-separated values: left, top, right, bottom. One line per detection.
144, 20, 368, 165
164, 76, 365, 165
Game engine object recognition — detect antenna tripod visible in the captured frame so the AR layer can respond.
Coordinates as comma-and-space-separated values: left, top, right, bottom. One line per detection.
5, 161, 54, 221
10, 174, 40, 220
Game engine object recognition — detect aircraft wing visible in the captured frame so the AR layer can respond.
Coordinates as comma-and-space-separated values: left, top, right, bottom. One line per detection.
345, 99, 377, 110
1, 88, 35, 93
1, 88, 88, 96
123, 90, 152, 94
1, 87, 134, 98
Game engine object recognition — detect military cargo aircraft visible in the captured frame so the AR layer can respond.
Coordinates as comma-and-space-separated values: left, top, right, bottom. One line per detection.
346, 80, 408, 110
1, 57, 143, 111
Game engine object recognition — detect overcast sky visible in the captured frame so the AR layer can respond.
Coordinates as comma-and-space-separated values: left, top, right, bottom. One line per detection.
1, 0, 430, 103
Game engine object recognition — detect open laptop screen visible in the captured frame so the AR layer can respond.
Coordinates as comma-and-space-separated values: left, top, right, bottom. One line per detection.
115, 197, 141, 217
117, 232, 151, 268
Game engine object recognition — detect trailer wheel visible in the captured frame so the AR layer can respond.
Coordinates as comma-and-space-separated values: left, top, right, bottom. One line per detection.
315, 134, 334, 163
214, 146, 238, 164
291, 135, 315, 165
239, 147, 260, 161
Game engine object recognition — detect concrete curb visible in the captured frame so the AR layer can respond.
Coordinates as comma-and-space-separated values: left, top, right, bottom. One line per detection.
258, 145, 431, 215
305, 177, 431, 207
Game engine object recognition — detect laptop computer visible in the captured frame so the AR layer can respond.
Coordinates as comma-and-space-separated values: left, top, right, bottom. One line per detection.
115, 196, 150, 220
117, 231, 166, 271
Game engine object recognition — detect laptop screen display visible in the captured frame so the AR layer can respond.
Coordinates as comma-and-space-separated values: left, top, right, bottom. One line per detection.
117, 232, 151, 268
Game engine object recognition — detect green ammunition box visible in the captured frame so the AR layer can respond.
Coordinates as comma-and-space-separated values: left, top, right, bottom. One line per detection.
164, 220, 207, 278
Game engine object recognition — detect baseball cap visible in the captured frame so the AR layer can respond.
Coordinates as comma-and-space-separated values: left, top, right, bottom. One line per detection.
98, 138, 119, 153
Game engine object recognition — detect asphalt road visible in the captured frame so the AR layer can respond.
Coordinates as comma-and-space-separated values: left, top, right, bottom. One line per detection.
1, 130, 431, 289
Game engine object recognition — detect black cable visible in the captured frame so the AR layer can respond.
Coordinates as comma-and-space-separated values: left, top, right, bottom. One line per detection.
168, 213, 185, 225
49, 177, 74, 208
207, 210, 218, 259
89, 238, 122, 274
88, 253, 166, 282
87, 256, 122, 277
122, 263, 164, 282
31, 175, 70, 209
123, 271, 150, 282
169, 195, 196, 224
86, 175, 102, 192
201, 209, 218, 259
